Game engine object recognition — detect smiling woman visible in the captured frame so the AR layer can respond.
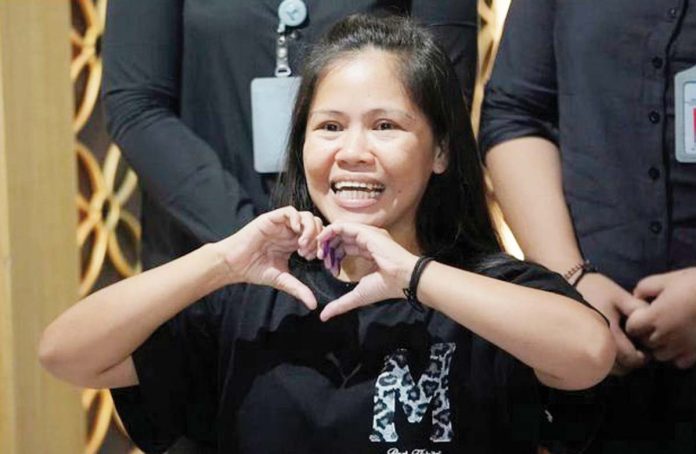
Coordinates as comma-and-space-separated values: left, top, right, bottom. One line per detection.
39, 14, 614, 454
302, 48, 445, 251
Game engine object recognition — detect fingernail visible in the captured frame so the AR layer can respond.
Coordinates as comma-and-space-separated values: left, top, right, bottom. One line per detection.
322, 241, 330, 259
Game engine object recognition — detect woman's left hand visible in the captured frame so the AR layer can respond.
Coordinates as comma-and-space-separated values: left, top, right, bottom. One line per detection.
316, 222, 419, 321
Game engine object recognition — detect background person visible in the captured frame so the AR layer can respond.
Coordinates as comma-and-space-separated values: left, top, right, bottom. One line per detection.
480, 0, 696, 452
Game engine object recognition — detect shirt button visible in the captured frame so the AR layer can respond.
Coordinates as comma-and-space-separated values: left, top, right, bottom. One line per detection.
668, 7, 679, 19
650, 221, 663, 234
648, 167, 661, 180
652, 57, 664, 69
649, 111, 661, 123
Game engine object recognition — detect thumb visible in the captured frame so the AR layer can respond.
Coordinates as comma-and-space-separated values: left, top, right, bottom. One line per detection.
633, 274, 666, 300
273, 272, 317, 310
320, 279, 375, 322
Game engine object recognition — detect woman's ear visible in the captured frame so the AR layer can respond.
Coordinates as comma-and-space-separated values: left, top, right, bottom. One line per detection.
432, 145, 448, 174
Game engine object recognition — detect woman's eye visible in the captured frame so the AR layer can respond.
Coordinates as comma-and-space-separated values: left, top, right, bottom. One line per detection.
376, 121, 396, 131
320, 122, 342, 132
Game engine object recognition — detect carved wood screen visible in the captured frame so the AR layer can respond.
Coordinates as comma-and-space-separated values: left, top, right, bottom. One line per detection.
70, 1, 510, 451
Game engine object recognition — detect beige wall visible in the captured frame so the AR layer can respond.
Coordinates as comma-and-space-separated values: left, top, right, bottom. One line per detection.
0, 1, 84, 453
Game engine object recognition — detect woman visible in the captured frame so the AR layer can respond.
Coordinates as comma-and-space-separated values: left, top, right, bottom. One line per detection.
42, 15, 614, 453
102, 0, 478, 270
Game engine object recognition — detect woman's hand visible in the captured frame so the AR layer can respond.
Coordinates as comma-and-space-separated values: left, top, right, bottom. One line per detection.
213, 206, 323, 310
316, 222, 418, 321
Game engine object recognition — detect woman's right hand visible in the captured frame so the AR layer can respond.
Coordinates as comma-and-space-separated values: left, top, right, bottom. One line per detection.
212, 206, 323, 310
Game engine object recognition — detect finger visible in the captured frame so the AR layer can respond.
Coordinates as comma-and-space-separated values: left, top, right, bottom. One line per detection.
615, 293, 650, 318
322, 236, 344, 275
317, 232, 333, 260
273, 272, 317, 310
644, 329, 666, 350
633, 274, 667, 300
313, 216, 324, 257
320, 285, 369, 321
281, 208, 302, 234
612, 325, 647, 370
674, 352, 696, 370
317, 222, 361, 246
297, 212, 319, 258
653, 343, 681, 362
625, 306, 655, 338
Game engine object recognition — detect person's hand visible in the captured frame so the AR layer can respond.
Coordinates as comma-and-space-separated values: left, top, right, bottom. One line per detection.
315, 222, 418, 321
213, 206, 323, 310
625, 267, 696, 369
575, 273, 649, 375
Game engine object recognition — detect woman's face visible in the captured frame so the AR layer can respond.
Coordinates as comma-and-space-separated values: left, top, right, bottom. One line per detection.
303, 48, 447, 247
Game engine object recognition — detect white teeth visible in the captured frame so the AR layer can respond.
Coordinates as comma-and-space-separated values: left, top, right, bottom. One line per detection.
336, 190, 382, 200
332, 181, 385, 191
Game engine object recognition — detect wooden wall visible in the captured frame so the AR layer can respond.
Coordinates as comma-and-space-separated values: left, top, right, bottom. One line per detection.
0, 1, 84, 453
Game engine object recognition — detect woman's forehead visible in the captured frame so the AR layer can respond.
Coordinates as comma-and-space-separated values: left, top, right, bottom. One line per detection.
308, 49, 420, 118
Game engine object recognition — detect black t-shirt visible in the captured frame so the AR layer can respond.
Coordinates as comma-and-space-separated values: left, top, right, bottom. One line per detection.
111, 258, 603, 453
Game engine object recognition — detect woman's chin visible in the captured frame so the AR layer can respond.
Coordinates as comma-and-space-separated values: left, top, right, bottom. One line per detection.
322, 206, 385, 227
319, 192, 385, 225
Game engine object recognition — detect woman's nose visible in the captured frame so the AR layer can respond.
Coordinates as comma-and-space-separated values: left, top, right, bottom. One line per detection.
336, 127, 374, 166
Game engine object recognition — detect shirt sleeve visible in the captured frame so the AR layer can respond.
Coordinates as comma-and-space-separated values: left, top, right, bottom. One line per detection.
489, 260, 606, 454
478, 0, 559, 158
102, 0, 256, 244
110, 290, 229, 453
411, 0, 478, 110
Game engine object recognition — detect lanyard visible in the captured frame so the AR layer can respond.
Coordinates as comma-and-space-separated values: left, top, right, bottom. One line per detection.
275, 0, 307, 77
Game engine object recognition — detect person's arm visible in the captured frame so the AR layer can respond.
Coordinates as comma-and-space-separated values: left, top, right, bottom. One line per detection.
316, 223, 615, 391
39, 208, 322, 389
486, 138, 582, 272
411, 0, 478, 110
417, 260, 614, 390
479, 0, 647, 373
102, 0, 256, 244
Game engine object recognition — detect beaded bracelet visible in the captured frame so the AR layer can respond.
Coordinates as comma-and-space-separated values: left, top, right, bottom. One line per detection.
403, 256, 434, 312
562, 261, 586, 281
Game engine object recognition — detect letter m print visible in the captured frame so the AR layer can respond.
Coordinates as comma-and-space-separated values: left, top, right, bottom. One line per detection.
370, 343, 456, 443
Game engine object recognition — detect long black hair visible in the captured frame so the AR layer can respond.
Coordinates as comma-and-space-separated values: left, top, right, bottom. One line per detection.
275, 14, 506, 270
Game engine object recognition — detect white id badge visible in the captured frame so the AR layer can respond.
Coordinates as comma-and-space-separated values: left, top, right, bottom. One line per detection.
250, 76, 301, 173
675, 65, 696, 163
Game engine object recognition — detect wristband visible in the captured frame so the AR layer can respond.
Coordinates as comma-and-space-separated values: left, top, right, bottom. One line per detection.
571, 261, 598, 288
403, 256, 434, 312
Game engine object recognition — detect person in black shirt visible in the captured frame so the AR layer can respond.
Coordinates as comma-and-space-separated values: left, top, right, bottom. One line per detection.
44, 15, 613, 454
101, 0, 478, 270
479, 1, 696, 452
